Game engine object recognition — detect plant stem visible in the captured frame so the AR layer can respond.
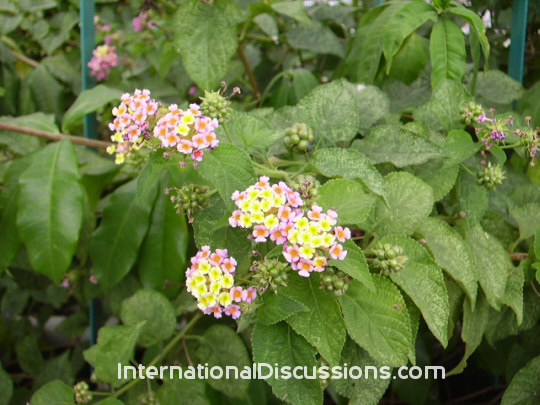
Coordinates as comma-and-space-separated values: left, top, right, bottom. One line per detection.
0, 122, 111, 149
252, 161, 291, 180
499, 142, 522, 150
237, 45, 261, 99
110, 313, 202, 398
460, 163, 477, 178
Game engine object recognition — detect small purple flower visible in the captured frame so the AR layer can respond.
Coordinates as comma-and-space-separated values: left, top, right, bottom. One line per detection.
490, 130, 506, 141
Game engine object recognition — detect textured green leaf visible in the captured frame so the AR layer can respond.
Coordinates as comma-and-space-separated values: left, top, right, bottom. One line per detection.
292, 68, 318, 102
62, 85, 122, 133
172, 0, 243, 90
444, 129, 480, 165
372, 172, 434, 236
83, 324, 143, 386
501, 265, 524, 325
158, 377, 209, 405
310, 148, 386, 201
344, 83, 390, 132
138, 171, 188, 294
381, 235, 449, 346
257, 291, 309, 326
429, 18, 466, 88
317, 179, 375, 225
457, 171, 488, 225
341, 276, 412, 366
466, 225, 510, 310
253, 13, 278, 38
95, 400, 125, 405
331, 339, 391, 404
252, 322, 322, 405
295, 80, 360, 145
381, 0, 436, 73
196, 325, 251, 398
198, 144, 257, 209
271, 0, 311, 24
330, 240, 375, 292
0, 364, 13, 405
120, 289, 176, 347
410, 161, 459, 201
17, 140, 84, 283
89, 180, 153, 290
475, 70, 523, 106
416, 217, 478, 305
511, 203, 540, 240
415, 80, 472, 132
227, 112, 281, 150
282, 274, 346, 365
353, 124, 445, 167
501, 355, 540, 405
30, 380, 74, 405
287, 22, 344, 57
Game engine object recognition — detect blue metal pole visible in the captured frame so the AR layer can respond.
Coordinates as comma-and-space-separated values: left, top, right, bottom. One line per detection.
372, 0, 384, 6
508, 0, 529, 84
80, 0, 100, 347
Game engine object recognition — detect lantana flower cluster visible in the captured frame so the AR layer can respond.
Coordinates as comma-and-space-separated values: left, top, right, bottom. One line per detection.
106, 90, 220, 165
106, 89, 159, 164
154, 103, 219, 163
186, 246, 256, 319
229, 176, 351, 277
88, 43, 118, 81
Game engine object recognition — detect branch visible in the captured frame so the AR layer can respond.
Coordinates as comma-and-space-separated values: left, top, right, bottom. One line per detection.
237, 45, 261, 99
0, 122, 111, 149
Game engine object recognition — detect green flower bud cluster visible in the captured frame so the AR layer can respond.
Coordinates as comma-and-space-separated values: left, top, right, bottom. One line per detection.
137, 392, 160, 405
477, 162, 505, 189
200, 90, 231, 121
73, 381, 92, 404
283, 123, 314, 153
460, 102, 484, 126
166, 184, 209, 220
251, 258, 289, 292
368, 243, 408, 274
320, 268, 349, 296
290, 174, 320, 201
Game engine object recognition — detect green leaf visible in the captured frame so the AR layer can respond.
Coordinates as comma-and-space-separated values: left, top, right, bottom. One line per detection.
257, 291, 309, 326
330, 240, 375, 293
457, 171, 488, 225
253, 13, 278, 38
372, 172, 434, 236
89, 180, 153, 290
95, 400, 125, 405
252, 322, 322, 405
30, 380, 74, 405
331, 339, 391, 404
381, 0, 437, 73
282, 274, 346, 365
196, 325, 251, 398
429, 18, 466, 88
292, 68, 318, 102
317, 179, 375, 225
120, 289, 176, 347
444, 129, 480, 165
466, 225, 510, 310
310, 148, 386, 201
501, 355, 540, 405
387, 33, 428, 85
34, 351, 73, 390
0, 364, 13, 405
0, 157, 30, 272
138, 171, 188, 294
344, 83, 390, 132
227, 111, 281, 150
511, 203, 540, 240
158, 377, 209, 405
172, 0, 243, 90
294, 80, 360, 145
198, 144, 257, 209
340, 276, 412, 366
409, 161, 459, 201
62, 85, 122, 133
83, 324, 143, 386
415, 217, 478, 305
17, 140, 84, 283
287, 22, 344, 57
415, 80, 472, 133
501, 264, 524, 326
27, 64, 65, 121
448, 4, 489, 68
475, 70, 523, 106
271, 0, 311, 24
380, 235, 449, 346
353, 124, 445, 167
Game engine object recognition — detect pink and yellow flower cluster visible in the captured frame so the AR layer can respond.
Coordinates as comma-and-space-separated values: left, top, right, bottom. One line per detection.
154, 103, 219, 163
229, 176, 351, 277
186, 246, 256, 319
107, 89, 158, 164
88, 44, 118, 81
106, 90, 219, 165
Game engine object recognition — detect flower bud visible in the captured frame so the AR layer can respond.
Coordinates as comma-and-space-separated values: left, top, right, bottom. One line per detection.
74, 381, 92, 404
200, 90, 231, 121
283, 123, 314, 153
477, 162, 505, 190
